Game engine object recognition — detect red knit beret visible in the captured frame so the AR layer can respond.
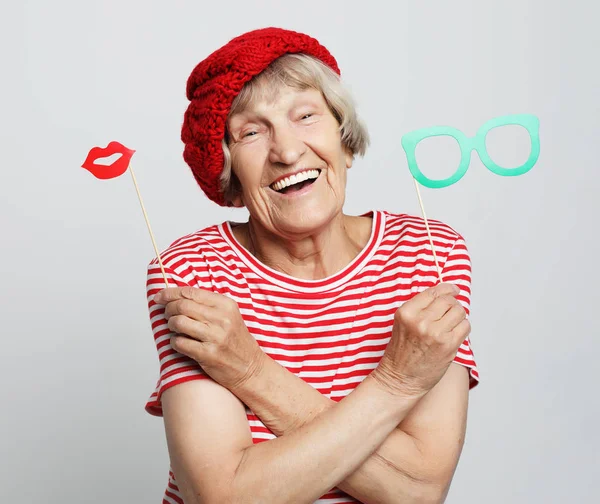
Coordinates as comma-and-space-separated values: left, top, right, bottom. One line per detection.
181, 27, 341, 206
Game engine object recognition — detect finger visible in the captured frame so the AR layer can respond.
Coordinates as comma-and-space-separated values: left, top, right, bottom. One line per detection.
179, 286, 223, 307
170, 334, 205, 361
409, 283, 460, 312
153, 287, 184, 305
433, 302, 467, 333
423, 294, 459, 321
164, 298, 219, 324
167, 314, 209, 342
448, 318, 471, 344
154, 286, 219, 307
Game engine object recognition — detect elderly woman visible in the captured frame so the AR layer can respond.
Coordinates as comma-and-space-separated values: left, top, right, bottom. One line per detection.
146, 27, 478, 504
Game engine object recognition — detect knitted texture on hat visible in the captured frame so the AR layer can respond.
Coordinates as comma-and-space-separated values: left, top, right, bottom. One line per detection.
181, 27, 340, 206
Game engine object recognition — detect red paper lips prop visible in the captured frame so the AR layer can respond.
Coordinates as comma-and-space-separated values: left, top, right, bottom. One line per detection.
82, 141, 136, 179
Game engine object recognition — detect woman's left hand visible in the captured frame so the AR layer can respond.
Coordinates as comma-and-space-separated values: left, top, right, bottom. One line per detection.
153, 286, 265, 392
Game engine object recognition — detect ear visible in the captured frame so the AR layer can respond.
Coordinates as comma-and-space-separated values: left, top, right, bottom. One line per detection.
229, 194, 245, 208
344, 146, 354, 169
225, 172, 245, 207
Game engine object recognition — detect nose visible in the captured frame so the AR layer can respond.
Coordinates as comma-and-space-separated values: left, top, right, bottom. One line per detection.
268, 125, 307, 166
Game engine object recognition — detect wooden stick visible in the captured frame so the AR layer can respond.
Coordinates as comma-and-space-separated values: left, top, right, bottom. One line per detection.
129, 163, 169, 287
413, 178, 443, 283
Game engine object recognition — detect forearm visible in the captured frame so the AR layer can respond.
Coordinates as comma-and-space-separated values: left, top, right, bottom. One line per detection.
231, 374, 421, 504
231, 355, 444, 504
233, 354, 332, 436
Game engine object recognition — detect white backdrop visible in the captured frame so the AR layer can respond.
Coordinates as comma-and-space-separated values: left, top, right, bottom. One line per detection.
2, 0, 599, 502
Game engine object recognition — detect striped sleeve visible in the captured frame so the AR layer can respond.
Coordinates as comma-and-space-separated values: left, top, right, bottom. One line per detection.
145, 260, 210, 417
442, 236, 480, 388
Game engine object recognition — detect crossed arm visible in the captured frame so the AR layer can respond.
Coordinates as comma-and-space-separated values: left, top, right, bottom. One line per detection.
161, 354, 469, 504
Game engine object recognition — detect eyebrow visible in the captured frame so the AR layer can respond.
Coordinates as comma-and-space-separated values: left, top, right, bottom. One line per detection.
229, 91, 324, 127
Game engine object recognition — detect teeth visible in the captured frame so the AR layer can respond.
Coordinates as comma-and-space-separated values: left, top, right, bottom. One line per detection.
271, 170, 320, 192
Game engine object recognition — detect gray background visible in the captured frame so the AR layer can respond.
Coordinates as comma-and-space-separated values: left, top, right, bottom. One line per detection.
2, 0, 598, 502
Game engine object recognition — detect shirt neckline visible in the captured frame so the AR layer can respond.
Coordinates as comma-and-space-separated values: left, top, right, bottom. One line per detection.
218, 210, 385, 293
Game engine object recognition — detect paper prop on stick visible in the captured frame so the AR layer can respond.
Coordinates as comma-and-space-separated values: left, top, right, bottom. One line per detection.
82, 141, 136, 179
81, 141, 169, 286
401, 114, 540, 281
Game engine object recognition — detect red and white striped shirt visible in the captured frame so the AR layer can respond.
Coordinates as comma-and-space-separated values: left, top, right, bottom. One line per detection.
145, 210, 479, 504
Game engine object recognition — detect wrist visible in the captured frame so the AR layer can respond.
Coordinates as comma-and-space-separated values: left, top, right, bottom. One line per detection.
368, 362, 428, 403
230, 346, 268, 397
349, 374, 424, 429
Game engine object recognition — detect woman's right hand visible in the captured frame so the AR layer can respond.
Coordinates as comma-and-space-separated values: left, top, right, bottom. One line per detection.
371, 282, 471, 399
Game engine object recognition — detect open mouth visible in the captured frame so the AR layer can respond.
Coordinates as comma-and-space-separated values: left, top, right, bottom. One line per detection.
270, 169, 321, 194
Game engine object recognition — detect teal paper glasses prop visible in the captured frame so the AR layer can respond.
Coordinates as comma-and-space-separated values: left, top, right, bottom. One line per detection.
400, 114, 540, 281
401, 114, 540, 188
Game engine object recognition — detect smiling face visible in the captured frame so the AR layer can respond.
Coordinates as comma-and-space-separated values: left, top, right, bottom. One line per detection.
227, 86, 354, 239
